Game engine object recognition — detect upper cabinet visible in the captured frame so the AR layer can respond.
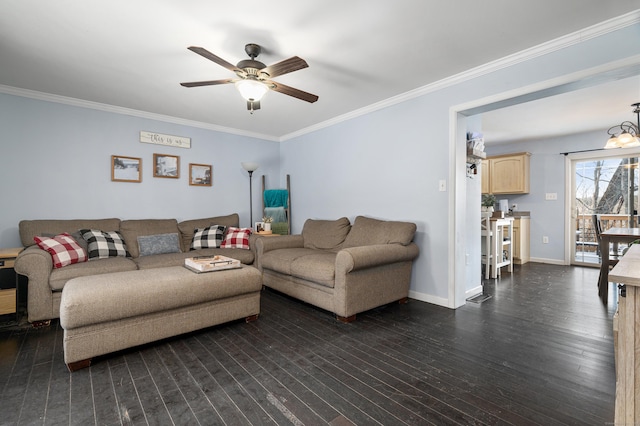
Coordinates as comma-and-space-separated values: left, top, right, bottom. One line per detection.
482, 152, 531, 194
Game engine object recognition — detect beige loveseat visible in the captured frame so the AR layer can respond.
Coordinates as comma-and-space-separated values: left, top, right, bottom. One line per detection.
256, 216, 419, 322
15, 213, 256, 323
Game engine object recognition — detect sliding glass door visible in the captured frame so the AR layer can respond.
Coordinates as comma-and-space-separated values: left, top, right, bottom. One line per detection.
573, 154, 638, 265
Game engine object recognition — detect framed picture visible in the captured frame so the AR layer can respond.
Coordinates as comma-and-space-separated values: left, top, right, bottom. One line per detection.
189, 163, 212, 186
254, 222, 264, 233
153, 153, 179, 178
111, 155, 142, 183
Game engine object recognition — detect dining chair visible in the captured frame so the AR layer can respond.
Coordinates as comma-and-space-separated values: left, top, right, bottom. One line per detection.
592, 214, 625, 264
593, 214, 625, 301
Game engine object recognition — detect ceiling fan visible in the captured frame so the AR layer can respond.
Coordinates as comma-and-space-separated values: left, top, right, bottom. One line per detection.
180, 43, 319, 112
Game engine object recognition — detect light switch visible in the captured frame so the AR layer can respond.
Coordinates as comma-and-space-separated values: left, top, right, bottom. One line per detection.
439, 180, 446, 192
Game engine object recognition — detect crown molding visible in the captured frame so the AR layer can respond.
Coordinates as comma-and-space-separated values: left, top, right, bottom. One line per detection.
281, 10, 640, 141
0, 85, 279, 142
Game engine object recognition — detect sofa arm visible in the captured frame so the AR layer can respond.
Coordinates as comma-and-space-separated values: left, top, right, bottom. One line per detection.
14, 246, 55, 323
256, 235, 304, 254
336, 243, 419, 274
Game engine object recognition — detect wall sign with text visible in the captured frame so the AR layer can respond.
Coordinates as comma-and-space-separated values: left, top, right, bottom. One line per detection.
140, 131, 191, 149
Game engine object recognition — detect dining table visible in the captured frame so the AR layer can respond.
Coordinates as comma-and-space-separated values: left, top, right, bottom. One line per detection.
598, 227, 640, 304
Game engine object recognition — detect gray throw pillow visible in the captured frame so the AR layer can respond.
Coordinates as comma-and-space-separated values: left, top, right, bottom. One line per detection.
137, 233, 181, 257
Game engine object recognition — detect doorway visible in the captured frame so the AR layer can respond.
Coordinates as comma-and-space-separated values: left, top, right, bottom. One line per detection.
571, 153, 639, 266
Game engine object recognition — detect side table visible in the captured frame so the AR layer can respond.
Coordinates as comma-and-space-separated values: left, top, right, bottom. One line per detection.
0, 247, 24, 323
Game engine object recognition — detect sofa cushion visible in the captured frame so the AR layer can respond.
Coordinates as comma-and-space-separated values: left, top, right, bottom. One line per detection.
49, 256, 138, 291
120, 219, 181, 258
134, 247, 254, 270
137, 233, 181, 256
220, 227, 252, 250
290, 252, 337, 288
34, 233, 87, 269
342, 216, 416, 248
80, 229, 130, 260
19, 218, 121, 248
302, 217, 351, 251
261, 248, 320, 275
190, 225, 226, 250
177, 214, 240, 252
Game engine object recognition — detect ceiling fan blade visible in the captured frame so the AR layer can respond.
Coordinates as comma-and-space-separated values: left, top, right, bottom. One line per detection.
187, 46, 243, 74
262, 56, 308, 78
180, 78, 235, 87
267, 81, 318, 103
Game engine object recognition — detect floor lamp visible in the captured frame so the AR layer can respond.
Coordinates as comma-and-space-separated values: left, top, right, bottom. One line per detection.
241, 162, 259, 227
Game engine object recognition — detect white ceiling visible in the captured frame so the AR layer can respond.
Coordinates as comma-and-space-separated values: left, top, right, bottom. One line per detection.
0, 1, 639, 141
481, 75, 640, 145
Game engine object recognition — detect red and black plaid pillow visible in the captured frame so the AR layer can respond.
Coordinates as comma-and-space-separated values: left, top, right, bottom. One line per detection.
220, 227, 252, 250
34, 233, 87, 268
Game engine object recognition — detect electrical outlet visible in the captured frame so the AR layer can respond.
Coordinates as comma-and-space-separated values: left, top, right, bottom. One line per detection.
543, 236, 549, 244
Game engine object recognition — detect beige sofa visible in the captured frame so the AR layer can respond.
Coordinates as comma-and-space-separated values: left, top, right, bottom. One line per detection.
256, 216, 419, 322
14, 213, 257, 323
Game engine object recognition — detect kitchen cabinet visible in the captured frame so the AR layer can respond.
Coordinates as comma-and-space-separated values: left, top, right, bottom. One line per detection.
512, 217, 530, 264
482, 152, 531, 194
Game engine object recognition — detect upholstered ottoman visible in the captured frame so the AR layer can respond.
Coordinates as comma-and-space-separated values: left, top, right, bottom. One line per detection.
60, 265, 262, 371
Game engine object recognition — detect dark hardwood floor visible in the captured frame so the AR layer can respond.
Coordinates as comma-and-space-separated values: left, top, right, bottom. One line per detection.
0, 263, 618, 425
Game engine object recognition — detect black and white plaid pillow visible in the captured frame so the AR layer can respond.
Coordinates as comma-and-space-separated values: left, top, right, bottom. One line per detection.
190, 225, 226, 250
80, 229, 130, 260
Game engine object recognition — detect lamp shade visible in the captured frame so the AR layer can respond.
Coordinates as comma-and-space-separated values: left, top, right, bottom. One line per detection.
235, 79, 269, 102
604, 136, 620, 149
622, 136, 640, 148
241, 162, 259, 172
618, 132, 637, 146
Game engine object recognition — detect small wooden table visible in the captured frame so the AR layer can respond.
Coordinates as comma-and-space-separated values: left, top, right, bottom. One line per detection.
0, 247, 23, 321
598, 227, 640, 304
608, 244, 640, 424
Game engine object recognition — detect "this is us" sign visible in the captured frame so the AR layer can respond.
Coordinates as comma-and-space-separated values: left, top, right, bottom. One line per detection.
140, 131, 191, 149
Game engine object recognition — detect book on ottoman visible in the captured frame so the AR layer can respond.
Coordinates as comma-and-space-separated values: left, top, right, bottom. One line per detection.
184, 255, 241, 273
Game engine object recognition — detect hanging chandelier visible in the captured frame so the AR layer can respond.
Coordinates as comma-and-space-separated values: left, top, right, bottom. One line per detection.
604, 102, 640, 149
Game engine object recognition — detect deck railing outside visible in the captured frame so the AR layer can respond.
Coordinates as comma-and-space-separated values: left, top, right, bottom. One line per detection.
576, 214, 639, 256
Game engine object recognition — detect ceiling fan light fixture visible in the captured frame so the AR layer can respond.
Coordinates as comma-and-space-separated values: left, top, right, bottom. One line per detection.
235, 79, 269, 102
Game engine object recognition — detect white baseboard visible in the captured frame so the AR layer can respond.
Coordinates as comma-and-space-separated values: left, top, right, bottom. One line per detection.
465, 285, 483, 299
528, 257, 567, 265
409, 290, 450, 308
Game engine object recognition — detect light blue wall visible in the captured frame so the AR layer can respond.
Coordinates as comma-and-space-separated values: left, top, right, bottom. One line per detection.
486, 130, 622, 263
1, 22, 638, 307
0, 93, 279, 248
280, 23, 640, 304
